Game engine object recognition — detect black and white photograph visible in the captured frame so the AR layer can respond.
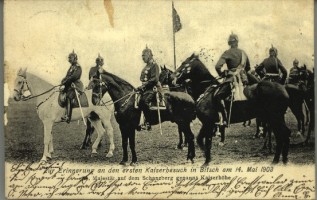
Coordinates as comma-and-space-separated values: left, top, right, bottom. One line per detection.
4, 0, 315, 199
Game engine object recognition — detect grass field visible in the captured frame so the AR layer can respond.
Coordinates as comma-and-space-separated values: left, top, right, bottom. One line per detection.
5, 98, 314, 165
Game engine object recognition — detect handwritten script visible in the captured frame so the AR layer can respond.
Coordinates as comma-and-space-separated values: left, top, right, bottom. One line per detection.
6, 162, 315, 199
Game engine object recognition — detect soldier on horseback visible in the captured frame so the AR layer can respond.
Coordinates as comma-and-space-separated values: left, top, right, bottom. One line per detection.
255, 46, 287, 84
89, 54, 106, 105
89, 54, 106, 81
136, 46, 160, 130
60, 50, 84, 123
214, 33, 251, 126
288, 59, 303, 84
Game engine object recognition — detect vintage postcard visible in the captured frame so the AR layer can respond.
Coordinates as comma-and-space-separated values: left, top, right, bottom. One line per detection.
4, 0, 315, 199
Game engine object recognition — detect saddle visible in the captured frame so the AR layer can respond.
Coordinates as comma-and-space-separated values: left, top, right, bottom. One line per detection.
263, 73, 280, 82
134, 88, 166, 110
58, 89, 89, 108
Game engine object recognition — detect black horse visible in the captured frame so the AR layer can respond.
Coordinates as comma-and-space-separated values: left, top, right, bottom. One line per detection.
89, 71, 196, 165
173, 54, 291, 165
159, 66, 193, 149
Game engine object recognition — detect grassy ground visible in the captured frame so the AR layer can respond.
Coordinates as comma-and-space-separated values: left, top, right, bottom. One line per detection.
5, 98, 314, 165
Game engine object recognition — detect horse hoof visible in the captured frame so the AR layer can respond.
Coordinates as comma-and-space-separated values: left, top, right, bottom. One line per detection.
201, 162, 210, 167
40, 159, 48, 164
119, 161, 127, 165
91, 153, 97, 157
130, 162, 137, 166
106, 153, 113, 158
272, 160, 279, 165
218, 142, 224, 147
282, 158, 288, 165
175, 145, 183, 150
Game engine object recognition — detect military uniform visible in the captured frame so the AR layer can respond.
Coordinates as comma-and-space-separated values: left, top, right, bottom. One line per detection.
214, 33, 250, 125
256, 56, 287, 84
61, 51, 83, 123
139, 59, 159, 109
62, 63, 83, 98
89, 66, 106, 80
215, 47, 251, 103
288, 66, 303, 85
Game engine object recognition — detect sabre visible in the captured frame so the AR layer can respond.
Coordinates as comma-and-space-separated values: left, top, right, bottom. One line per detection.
155, 87, 163, 135
73, 83, 87, 126
228, 83, 234, 127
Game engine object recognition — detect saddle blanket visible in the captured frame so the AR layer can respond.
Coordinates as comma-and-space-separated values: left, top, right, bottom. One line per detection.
58, 91, 89, 108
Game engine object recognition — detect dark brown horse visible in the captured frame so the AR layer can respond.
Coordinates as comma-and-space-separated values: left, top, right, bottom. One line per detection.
173, 54, 291, 166
159, 66, 192, 149
89, 71, 196, 165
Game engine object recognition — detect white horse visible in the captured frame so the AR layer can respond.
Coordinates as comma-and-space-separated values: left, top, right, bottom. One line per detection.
12, 68, 115, 162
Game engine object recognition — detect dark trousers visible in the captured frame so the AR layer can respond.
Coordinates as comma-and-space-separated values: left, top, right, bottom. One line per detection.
214, 82, 231, 102
140, 90, 155, 124
214, 82, 231, 122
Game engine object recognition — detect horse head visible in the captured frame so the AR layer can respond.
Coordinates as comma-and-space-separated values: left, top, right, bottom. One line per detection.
88, 77, 109, 97
173, 53, 218, 86
13, 68, 31, 101
159, 65, 174, 86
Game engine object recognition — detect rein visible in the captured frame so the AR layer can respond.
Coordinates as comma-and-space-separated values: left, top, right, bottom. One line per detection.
22, 85, 61, 101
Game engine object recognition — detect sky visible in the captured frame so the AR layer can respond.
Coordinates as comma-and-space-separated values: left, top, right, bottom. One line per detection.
4, 0, 314, 91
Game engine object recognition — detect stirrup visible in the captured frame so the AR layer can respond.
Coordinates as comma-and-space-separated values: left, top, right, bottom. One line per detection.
61, 116, 70, 123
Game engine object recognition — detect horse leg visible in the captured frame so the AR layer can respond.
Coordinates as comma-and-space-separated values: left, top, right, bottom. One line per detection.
271, 121, 285, 164
268, 125, 273, 154
262, 124, 268, 150
282, 126, 291, 164
219, 125, 226, 146
90, 120, 105, 155
203, 126, 214, 167
120, 126, 129, 165
128, 129, 137, 165
40, 121, 53, 162
305, 102, 310, 126
182, 122, 195, 163
176, 124, 184, 150
100, 116, 115, 158
196, 123, 207, 151
49, 133, 54, 155
81, 120, 93, 149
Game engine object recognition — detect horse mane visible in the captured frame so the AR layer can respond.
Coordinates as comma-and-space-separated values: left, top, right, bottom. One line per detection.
26, 72, 54, 89
102, 71, 135, 90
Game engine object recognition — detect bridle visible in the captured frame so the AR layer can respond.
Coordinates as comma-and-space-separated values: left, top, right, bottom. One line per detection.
14, 75, 31, 99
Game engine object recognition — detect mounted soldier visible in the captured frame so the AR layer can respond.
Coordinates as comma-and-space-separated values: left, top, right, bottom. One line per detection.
89, 54, 106, 81
136, 46, 160, 130
255, 46, 287, 84
214, 33, 251, 126
89, 54, 106, 105
60, 50, 83, 123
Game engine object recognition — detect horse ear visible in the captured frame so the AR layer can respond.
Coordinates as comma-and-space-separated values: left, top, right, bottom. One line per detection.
17, 68, 22, 75
164, 65, 167, 70
160, 66, 163, 70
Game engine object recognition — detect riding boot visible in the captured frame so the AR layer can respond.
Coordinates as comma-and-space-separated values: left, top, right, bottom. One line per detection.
219, 100, 228, 127
61, 98, 72, 123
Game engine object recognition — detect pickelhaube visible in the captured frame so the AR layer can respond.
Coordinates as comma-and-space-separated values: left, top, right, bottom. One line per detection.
96, 53, 104, 63
142, 46, 153, 57
293, 58, 299, 65
228, 33, 239, 43
269, 45, 278, 55
69, 50, 78, 60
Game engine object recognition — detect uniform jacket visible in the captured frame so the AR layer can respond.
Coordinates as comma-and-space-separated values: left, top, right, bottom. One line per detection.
215, 47, 251, 75
89, 66, 106, 80
62, 63, 83, 92
256, 56, 287, 81
140, 60, 159, 91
